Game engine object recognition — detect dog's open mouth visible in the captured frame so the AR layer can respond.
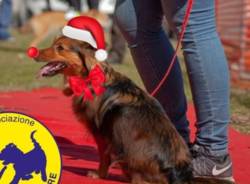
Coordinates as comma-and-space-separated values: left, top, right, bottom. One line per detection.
39, 62, 67, 77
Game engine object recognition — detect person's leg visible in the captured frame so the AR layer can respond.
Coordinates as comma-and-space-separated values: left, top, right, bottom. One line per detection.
0, 0, 12, 40
87, 0, 99, 10
162, 0, 230, 156
67, 0, 81, 11
161, 0, 233, 181
114, 0, 190, 143
45, 0, 51, 11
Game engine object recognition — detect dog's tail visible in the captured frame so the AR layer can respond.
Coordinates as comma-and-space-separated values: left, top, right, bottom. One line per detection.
157, 155, 193, 184
31, 130, 41, 149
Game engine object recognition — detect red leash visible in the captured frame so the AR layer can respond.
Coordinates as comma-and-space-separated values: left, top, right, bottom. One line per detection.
150, 0, 194, 96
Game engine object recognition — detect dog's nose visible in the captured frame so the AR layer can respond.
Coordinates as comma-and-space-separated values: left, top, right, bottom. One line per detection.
27, 47, 39, 58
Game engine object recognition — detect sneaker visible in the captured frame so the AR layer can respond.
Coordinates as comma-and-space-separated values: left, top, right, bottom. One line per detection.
191, 144, 235, 183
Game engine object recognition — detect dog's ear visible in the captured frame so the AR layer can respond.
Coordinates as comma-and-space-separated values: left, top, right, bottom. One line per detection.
69, 44, 90, 73
53, 35, 62, 44
71, 42, 99, 72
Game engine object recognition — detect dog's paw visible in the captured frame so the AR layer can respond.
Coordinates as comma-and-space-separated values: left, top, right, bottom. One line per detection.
87, 171, 100, 179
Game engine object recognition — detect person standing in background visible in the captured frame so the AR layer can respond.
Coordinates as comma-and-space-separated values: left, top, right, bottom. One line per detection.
87, 0, 99, 10
0, 0, 13, 41
66, 0, 81, 11
45, 0, 51, 11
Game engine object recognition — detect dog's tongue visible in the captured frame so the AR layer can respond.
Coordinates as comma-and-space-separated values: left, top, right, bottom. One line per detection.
38, 62, 66, 78
39, 65, 53, 77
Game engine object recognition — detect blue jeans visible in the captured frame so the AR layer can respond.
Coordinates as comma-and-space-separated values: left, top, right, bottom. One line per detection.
114, 0, 230, 156
0, 0, 12, 40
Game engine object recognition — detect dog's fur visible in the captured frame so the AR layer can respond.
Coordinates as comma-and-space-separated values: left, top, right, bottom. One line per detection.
33, 36, 234, 184
0, 131, 47, 184
21, 10, 109, 47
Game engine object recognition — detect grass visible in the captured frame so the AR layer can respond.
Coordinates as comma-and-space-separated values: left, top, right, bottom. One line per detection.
0, 30, 250, 134
0, 30, 143, 91
0, 31, 64, 91
230, 89, 250, 134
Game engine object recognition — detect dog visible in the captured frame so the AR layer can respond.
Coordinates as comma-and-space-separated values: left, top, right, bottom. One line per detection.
21, 10, 110, 47
31, 36, 234, 184
0, 131, 47, 184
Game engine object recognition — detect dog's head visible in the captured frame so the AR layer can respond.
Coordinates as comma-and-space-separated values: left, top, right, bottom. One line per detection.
0, 143, 24, 165
34, 36, 101, 78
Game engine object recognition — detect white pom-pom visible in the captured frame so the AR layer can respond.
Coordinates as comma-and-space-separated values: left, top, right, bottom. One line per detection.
95, 49, 108, 62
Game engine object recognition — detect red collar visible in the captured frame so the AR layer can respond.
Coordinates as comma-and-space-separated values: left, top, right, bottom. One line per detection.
68, 65, 106, 101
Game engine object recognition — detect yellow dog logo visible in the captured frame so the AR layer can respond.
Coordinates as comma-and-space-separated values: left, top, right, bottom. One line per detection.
0, 112, 61, 184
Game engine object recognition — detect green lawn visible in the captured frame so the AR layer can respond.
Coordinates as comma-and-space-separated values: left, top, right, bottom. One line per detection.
0, 31, 63, 91
0, 30, 143, 91
0, 30, 250, 134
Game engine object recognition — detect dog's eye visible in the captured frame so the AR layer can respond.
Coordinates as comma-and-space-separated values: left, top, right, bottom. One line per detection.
56, 45, 64, 51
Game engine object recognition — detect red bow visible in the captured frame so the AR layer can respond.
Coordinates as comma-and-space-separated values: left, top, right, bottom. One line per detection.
69, 65, 106, 101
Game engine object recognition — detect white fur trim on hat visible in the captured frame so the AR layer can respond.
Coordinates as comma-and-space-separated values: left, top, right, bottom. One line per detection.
95, 49, 108, 61
62, 25, 97, 48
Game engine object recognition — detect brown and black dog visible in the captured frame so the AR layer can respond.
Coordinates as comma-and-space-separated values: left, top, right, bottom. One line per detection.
31, 36, 233, 184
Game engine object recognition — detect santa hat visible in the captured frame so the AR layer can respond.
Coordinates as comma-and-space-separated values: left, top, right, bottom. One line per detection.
62, 16, 108, 61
